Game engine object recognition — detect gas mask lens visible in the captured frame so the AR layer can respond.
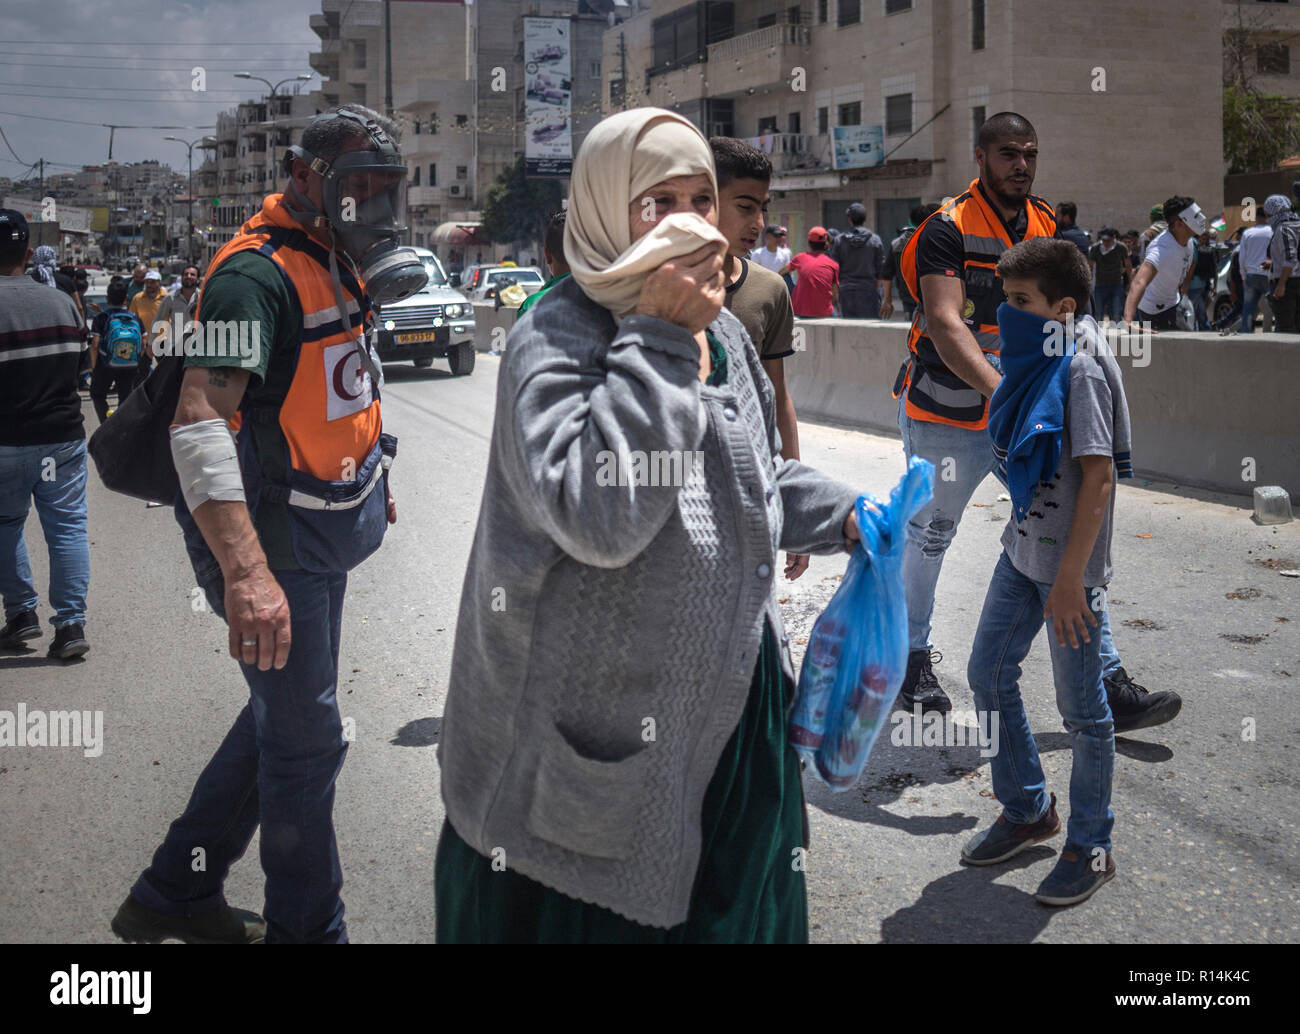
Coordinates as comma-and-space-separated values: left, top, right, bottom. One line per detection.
331, 164, 427, 304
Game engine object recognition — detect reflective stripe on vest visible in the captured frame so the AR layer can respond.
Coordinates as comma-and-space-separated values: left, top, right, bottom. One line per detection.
200, 193, 381, 483
898, 180, 1057, 429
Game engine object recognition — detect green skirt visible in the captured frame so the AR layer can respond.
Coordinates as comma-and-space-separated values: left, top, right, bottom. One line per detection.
434, 621, 808, 943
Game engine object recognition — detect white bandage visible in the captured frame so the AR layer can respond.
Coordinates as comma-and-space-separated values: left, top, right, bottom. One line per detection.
170, 419, 246, 514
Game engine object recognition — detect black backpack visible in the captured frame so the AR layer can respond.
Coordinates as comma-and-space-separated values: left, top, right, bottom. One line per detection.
87, 355, 184, 505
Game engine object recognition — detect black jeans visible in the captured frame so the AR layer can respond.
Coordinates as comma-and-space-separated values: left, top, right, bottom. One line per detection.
1270, 280, 1300, 333
839, 282, 881, 318
89, 363, 137, 423
1136, 306, 1179, 331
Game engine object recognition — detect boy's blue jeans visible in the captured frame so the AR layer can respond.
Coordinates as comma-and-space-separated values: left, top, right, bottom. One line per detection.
0, 439, 90, 628
967, 551, 1115, 852
130, 528, 350, 944
898, 395, 1121, 678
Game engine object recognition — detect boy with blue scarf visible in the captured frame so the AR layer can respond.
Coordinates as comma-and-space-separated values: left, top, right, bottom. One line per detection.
961, 238, 1133, 906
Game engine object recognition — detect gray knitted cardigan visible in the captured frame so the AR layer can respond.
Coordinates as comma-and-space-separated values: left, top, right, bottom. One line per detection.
437, 274, 861, 928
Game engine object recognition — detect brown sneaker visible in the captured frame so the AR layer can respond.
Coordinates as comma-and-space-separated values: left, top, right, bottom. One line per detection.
961, 792, 1061, 865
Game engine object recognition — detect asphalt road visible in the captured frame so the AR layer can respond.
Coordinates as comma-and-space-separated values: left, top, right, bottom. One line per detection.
1, 354, 1296, 943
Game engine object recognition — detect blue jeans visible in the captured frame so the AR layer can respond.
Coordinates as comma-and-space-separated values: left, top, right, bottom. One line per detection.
1242, 274, 1269, 333
1092, 282, 1124, 322
1189, 277, 1210, 330
967, 551, 1115, 851
0, 439, 90, 628
896, 396, 1122, 679
131, 539, 351, 944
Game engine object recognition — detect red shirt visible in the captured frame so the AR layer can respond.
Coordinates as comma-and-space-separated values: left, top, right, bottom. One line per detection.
789, 252, 839, 317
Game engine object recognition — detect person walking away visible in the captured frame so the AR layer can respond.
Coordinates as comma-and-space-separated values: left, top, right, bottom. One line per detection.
781, 227, 838, 318
88, 277, 145, 423
880, 203, 939, 321
516, 211, 569, 316
1188, 231, 1217, 330
1123, 196, 1204, 332
1236, 208, 1272, 333
963, 237, 1126, 906
112, 104, 421, 945
0, 209, 91, 659
435, 107, 870, 943
710, 136, 809, 579
1262, 194, 1300, 333
894, 112, 1178, 731
1056, 201, 1090, 257
1088, 227, 1130, 323
830, 203, 885, 318
128, 269, 165, 388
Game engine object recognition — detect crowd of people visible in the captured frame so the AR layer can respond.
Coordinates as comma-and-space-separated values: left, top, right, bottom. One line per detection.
3, 99, 1266, 945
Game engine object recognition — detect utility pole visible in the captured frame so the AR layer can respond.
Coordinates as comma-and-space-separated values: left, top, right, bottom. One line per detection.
384, 0, 394, 118
37, 158, 44, 195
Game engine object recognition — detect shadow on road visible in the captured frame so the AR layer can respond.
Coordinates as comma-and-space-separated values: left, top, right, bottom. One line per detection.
880, 848, 1057, 943
391, 715, 442, 746
381, 363, 454, 382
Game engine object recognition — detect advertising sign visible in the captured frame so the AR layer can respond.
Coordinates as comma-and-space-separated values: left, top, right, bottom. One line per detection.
524, 17, 573, 177
831, 125, 884, 170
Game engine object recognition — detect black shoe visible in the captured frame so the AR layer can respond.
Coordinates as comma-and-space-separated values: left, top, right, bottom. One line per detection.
1105, 667, 1181, 733
47, 623, 89, 660
0, 609, 41, 648
111, 894, 266, 944
897, 648, 952, 714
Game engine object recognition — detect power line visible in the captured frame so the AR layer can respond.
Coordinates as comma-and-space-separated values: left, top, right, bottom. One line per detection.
0, 110, 214, 129
0, 41, 317, 48
1, 59, 320, 70
0, 90, 262, 104
0, 82, 266, 94
0, 123, 28, 164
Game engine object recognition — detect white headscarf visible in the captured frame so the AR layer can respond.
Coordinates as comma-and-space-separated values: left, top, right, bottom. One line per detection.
564, 107, 729, 318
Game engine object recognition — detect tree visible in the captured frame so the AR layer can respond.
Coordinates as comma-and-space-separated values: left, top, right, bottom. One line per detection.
1223, 3, 1300, 174
479, 156, 563, 259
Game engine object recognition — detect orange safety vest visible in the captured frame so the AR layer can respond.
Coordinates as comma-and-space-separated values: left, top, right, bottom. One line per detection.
896, 179, 1057, 429
201, 193, 381, 483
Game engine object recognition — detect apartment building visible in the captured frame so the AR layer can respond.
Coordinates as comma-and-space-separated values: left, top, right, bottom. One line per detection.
604, 0, 1224, 242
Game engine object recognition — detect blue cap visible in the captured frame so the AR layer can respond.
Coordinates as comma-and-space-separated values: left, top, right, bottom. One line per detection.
0, 208, 29, 243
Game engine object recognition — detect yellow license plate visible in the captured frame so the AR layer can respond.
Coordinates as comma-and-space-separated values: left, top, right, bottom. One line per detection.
395, 332, 434, 344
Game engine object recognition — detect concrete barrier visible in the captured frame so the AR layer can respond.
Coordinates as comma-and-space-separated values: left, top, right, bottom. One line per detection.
786, 318, 1300, 498
472, 302, 518, 353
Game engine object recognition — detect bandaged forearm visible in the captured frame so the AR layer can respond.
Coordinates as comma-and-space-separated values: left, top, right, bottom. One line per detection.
170, 419, 246, 514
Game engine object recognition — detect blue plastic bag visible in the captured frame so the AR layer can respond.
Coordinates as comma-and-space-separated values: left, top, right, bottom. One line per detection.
789, 456, 934, 789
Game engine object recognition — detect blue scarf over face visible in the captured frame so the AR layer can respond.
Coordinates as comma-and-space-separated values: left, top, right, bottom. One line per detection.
987, 301, 1076, 522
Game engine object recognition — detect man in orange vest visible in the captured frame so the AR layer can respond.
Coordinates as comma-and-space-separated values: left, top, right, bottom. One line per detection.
111, 105, 428, 944
894, 112, 1181, 734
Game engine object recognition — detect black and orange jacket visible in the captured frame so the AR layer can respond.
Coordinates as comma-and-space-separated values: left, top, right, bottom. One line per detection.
896, 179, 1057, 429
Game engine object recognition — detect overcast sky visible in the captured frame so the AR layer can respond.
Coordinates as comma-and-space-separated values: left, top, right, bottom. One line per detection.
0, 0, 325, 182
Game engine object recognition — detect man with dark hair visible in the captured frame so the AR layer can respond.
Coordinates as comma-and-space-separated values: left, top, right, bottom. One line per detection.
1123, 194, 1204, 332
125, 262, 148, 303
781, 227, 839, 318
892, 111, 1177, 732
516, 209, 569, 316
1056, 201, 1090, 257
0, 209, 92, 660
880, 202, 938, 320
1088, 227, 1131, 323
88, 277, 144, 423
710, 136, 809, 578
113, 103, 420, 945
830, 202, 885, 318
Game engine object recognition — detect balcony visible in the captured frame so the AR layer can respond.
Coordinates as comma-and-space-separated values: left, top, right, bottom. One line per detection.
407, 186, 444, 208
309, 50, 340, 78
646, 23, 810, 106
767, 133, 831, 174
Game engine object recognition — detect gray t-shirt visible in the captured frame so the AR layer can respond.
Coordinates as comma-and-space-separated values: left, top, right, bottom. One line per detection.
1001, 352, 1120, 587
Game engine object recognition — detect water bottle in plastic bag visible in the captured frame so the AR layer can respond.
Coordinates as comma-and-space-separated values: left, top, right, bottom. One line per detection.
788, 455, 934, 789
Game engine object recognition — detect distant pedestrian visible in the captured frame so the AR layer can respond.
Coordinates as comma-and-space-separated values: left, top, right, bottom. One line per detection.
829, 202, 885, 318
515, 211, 568, 316
1137, 204, 1168, 264
127, 269, 164, 386
1263, 194, 1300, 332
1088, 227, 1131, 322
87, 277, 144, 423
0, 209, 91, 660
749, 223, 791, 277
1188, 230, 1217, 330
125, 262, 147, 303
781, 226, 839, 317
1236, 207, 1273, 333
1056, 201, 1090, 256
879, 202, 938, 321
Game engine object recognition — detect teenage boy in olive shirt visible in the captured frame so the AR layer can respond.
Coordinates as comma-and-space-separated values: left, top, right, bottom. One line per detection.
710, 137, 808, 579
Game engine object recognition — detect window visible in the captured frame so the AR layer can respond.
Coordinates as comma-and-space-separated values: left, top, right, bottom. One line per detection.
1257, 43, 1290, 75
818, 106, 829, 134
885, 93, 912, 135
838, 0, 861, 25
788, 110, 802, 134
885, 0, 911, 12
590, 60, 602, 79
971, 105, 985, 150
455, 114, 468, 127
757, 115, 778, 134
972, 0, 985, 51
838, 101, 861, 126
411, 167, 420, 187
413, 119, 421, 135
817, 0, 829, 23
611, 77, 626, 106
705, 99, 734, 138
428, 163, 437, 187
456, 165, 468, 179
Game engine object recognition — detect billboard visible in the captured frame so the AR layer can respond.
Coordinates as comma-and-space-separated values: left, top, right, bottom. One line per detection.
831, 125, 884, 170
524, 16, 572, 177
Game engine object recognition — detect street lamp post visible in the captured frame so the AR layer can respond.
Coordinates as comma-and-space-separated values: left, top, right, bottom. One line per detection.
232, 73, 312, 237
164, 135, 217, 266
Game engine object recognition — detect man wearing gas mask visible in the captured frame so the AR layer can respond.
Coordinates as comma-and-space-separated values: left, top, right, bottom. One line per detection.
111, 105, 427, 945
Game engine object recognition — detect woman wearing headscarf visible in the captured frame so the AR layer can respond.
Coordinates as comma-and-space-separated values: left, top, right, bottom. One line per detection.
434, 108, 870, 943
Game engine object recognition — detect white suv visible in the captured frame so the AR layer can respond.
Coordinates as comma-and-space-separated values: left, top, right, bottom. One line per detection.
372, 248, 478, 375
